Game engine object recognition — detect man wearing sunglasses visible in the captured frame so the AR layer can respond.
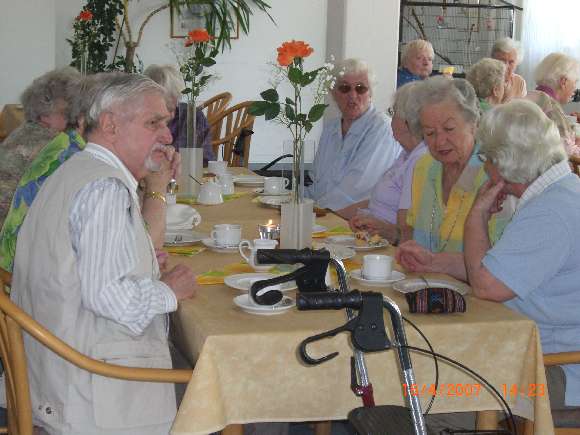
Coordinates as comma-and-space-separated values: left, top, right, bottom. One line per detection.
306, 58, 401, 217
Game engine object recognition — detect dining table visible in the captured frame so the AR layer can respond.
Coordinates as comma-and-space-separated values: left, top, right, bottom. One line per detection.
0, 104, 25, 141
168, 168, 554, 435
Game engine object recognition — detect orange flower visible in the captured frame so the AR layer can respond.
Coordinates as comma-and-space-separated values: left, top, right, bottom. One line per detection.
77, 10, 93, 21
276, 40, 314, 66
185, 28, 213, 46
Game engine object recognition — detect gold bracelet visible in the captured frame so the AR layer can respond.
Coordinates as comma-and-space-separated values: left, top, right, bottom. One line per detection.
144, 191, 166, 204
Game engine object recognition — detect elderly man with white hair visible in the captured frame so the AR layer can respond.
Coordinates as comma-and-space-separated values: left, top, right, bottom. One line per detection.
491, 37, 527, 102
397, 39, 434, 88
306, 58, 401, 216
11, 73, 197, 435
465, 99, 580, 418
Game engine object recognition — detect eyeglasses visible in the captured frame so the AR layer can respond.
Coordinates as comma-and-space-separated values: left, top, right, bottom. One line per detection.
337, 83, 369, 95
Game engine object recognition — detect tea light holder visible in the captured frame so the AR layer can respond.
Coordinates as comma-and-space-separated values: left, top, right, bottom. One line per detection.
258, 223, 280, 241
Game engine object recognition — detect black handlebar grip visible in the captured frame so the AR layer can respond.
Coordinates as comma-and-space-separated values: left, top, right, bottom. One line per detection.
256, 248, 330, 265
297, 290, 362, 310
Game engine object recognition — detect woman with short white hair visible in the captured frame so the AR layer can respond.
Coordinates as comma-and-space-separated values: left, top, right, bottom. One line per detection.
306, 58, 401, 214
491, 37, 527, 102
526, 52, 580, 156
397, 39, 434, 87
465, 99, 580, 421
466, 58, 506, 111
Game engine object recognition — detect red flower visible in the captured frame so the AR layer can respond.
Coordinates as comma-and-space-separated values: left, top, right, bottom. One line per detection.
185, 28, 213, 46
276, 40, 314, 66
76, 10, 93, 21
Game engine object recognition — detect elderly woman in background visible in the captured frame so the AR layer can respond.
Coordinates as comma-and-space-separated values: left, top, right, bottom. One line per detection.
144, 64, 215, 163
526, 52, 580, 156
491, 37, 527, 102
465, 100, 580, 419
397, 39, 434, 88
0, 66, 80, 225
346, 82, 427, 243
306, 58, 401, 214
395, 77, 514, 281
466, 58, 506, 112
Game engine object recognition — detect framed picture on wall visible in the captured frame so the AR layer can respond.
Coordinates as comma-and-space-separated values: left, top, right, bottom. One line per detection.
170, 3, 240, 39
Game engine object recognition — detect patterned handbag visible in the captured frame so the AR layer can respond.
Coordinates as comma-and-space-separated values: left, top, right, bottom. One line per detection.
405, 287, 466, 314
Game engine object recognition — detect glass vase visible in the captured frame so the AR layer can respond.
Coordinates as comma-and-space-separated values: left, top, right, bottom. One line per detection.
79, 43, 88, 76
178, 100, 204, 199
280, 139, 314, 249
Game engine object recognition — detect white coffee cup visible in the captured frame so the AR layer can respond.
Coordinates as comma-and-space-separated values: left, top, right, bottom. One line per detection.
217, 173, 235, 195
197, 181, 224, 205
362, 254, 393, 281
263, 177, 289, 195
211, 224, 242, 247
246, 277, 282, 306
208, 160, 228, 176
239, 238, 278, 271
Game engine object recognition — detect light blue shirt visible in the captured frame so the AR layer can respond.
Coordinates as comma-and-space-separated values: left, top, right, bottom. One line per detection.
306, 105, 401, 210
483, 165, 580, 406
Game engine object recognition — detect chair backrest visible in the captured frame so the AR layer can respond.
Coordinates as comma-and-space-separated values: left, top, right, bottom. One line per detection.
209, 101, 256, 168
0, 270, 191, 434
570, 156, 580, 177
198, 92, 233, 125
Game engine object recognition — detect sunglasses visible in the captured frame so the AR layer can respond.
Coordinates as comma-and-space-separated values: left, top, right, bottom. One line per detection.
337, 83, 369, 95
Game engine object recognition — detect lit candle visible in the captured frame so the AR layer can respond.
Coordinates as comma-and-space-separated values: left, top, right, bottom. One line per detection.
258, 220, 280, 240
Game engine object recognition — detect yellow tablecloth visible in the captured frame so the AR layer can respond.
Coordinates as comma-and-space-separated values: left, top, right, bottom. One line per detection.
0, 104, 24, 141
169, 168, 553, 435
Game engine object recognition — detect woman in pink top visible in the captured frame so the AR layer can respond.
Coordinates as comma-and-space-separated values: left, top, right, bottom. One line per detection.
346, 82, 427, 246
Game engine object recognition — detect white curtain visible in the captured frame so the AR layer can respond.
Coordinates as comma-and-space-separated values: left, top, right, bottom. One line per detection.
519, 0, 580, 88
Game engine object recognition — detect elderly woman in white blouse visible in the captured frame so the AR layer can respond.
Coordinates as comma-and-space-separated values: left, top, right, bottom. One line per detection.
306, 58, 401, 215
491, 37, 527, 102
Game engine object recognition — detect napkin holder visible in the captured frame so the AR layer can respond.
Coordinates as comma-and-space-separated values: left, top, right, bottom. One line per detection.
249, 248, 330, 305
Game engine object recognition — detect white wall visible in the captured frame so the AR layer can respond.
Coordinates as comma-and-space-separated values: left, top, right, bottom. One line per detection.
0, 0, 56, 107
2, 0, 402, 164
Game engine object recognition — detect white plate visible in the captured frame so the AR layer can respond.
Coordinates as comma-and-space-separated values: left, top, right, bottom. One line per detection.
164, 230, 206, 246
350, 269, 406, 287
224, 273, 297, 292
252, 188, 291, 196
312, 224, 327, 234
392, 277, 471, 296
233, 175, 265, 187
258, 196, 291, 208
233, 294, 295, 316
201, 238, 239, 253
326, 235, 389, 251
312, 242, 356, 260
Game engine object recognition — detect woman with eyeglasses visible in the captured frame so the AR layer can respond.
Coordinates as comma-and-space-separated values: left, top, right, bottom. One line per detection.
346, 82, 427, 243
306, 58, 401, 215
395, 77, 514, 281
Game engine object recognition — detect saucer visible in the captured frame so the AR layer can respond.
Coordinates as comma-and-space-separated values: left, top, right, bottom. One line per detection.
224, 273, 297, 292
350, 269, 406, 287
392, 277, 470, 295
312, 224, 327, 234
201, 238, 239, 253
164, 230, 206, 246
253, 188, 291, 196
258, 196, 291, 208
311, 242, 356, 260
233, 294, 295, 316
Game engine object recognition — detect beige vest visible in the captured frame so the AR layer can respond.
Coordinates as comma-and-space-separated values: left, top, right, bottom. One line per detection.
12, 151, 176, 435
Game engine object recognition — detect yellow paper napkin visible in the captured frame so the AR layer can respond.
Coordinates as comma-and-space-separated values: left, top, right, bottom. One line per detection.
312, 225, 354, 239
196, 262, 297, 285
165, 246, 206, 257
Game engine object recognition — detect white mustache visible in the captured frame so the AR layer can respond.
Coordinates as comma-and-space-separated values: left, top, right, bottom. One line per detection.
144, 143, 166, 172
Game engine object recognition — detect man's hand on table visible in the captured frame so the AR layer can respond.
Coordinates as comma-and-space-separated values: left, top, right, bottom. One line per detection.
161, 264, 197, 301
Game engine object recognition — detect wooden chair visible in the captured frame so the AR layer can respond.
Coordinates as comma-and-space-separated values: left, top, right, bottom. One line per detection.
543, 352, 580, 435
199, 92, 233, 143
0, 270, 192, 435
209, 101, 256, 167
199, 92, 232, 124
570, 156, 580, 176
